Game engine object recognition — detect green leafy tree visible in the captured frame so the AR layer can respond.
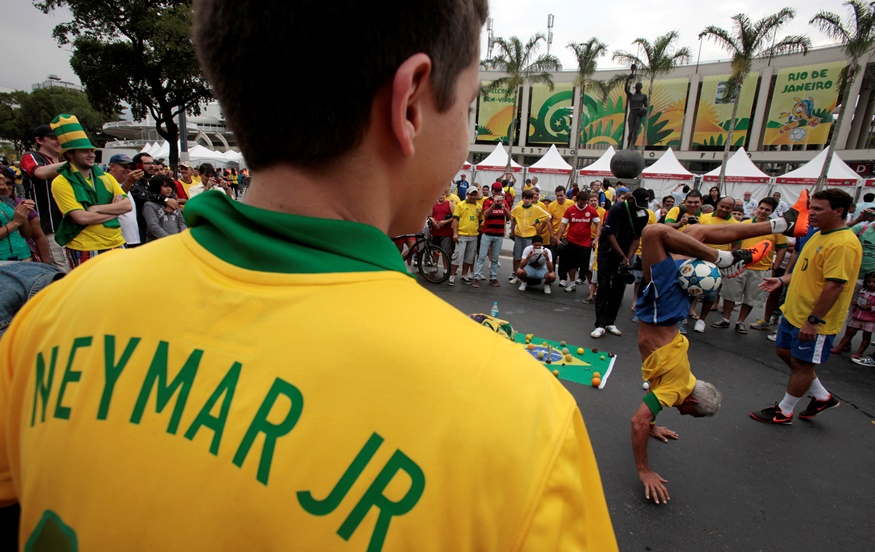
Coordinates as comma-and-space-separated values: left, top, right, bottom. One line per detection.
701, 9, 810, 193
485, 35, 561, 169
35, 0, 213, 168
810, 0, 875, 191
613, 31, 692, 150
0, 87, 113, 155
568, 38, 608, 180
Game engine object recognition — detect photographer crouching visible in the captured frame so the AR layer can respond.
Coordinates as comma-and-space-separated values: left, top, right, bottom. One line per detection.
591, 188, 651, 339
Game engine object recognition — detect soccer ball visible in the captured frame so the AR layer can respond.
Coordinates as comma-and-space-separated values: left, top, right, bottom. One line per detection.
789, 127, 806, 142
677, 259, 722, 297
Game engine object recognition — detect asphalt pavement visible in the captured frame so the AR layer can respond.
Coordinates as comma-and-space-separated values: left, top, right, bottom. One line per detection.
421, 254, 875, 551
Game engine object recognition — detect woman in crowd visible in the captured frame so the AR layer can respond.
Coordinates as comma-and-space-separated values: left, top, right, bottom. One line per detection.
0, 169, 36, 262
142, 175, 187, 242
0, 167, 50, 262
703, 186, 721, 209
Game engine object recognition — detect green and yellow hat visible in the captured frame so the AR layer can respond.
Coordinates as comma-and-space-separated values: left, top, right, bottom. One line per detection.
50, 114, 96, 153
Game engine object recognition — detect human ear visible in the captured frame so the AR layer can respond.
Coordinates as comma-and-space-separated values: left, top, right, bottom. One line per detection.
390, 53, 433, 157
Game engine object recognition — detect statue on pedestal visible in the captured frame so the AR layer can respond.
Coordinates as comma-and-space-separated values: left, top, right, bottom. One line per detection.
625, 81, 648, 149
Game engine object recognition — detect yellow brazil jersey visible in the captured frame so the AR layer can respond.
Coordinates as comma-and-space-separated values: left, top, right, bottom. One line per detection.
591, 206, 606, 240
635, 210, 657, 256
698, 212, 739, 251
51, 170, 127, 251
548, 200, 570, 239
0, 193, 617, 551
782, 227, 862, 335
511, 203, 551, 238
665, 206, 703, 230
739, 219, 788, 271
453, 201, 482, 237
448, 193, 461, 210
642, 333, 696, 413
178, 179, 198, 199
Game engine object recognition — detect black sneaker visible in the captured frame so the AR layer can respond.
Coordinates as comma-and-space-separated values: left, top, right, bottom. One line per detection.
750, 404, 793, 425
711, 319, 730, 329
798, 394, 840, 419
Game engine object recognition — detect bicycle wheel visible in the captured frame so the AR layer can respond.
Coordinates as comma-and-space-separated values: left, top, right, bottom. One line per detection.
418, 244, 451, 284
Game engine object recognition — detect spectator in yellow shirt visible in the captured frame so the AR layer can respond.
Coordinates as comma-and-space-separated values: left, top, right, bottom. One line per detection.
509, 189, 552, 284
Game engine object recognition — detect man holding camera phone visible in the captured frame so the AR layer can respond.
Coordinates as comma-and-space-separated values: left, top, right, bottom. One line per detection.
664, 190, 704, 230
473, 182, 511, 287
591, 188, 651, 338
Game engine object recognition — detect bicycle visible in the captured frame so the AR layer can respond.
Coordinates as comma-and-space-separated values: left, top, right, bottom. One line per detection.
392, 232, 451, 284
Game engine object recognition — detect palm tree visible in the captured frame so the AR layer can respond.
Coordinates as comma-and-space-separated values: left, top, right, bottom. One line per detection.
701, 9, 810, 193
485, 35, 561, 170
589, 76, 628, 109
810, 0, 875, 191
613, 31, 692, 150
567, 38, 608, 180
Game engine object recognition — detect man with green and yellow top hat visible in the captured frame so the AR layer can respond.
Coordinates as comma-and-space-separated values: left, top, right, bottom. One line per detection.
49, 114, 131, 269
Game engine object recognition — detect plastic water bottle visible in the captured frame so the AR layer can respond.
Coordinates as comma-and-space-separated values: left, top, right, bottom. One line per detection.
490, 301, 500, 318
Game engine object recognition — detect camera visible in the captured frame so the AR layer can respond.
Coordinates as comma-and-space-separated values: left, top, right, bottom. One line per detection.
864, 209, 875, 221
686, 216, 699, 225
617, 264, 636, 284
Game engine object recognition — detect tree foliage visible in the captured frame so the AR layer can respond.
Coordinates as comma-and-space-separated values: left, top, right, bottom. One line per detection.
34, 0, 213, 167
567, 38, 607, 176
485, 35, 561, 167
0, 87, 114, 155
701, 8, 809, 191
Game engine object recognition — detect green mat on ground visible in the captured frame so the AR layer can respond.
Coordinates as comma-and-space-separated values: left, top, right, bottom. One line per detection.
511, 334, 617, 388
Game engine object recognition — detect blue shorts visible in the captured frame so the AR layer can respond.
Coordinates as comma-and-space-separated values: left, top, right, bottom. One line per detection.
774, 317, 834, 365
635, 258, 692, 326
524, 265, 547, 280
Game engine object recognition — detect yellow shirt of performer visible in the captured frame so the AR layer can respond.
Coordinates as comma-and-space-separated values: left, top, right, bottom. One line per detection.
452, 200, 482, 237
641, 333, 696, 417
0, 193, 617, 552
782, 227, 862, 335
739, 220, 788, 271
51, 170, 127, 251
511, 203, 551, 239
697, 211, 739, 251
548, 200, 571, 239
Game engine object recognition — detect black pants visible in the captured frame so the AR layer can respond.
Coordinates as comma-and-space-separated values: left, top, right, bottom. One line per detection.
595, 256, 628, 328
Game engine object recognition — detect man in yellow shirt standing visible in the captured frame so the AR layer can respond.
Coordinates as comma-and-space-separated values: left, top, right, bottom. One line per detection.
49, 114, 131, 269
691, 196, 739, 333
449, 188, 482, 285
753, 189, 861, 425
509, 188, 552, 284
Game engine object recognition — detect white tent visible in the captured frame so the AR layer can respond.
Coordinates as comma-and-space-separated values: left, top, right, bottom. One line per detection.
773, 149, 861, 204
578, 146, 615, 189
527, 145, 572, 198
703, 147, 772, 201
474, 143, 524, 196
640, 148, 695, 200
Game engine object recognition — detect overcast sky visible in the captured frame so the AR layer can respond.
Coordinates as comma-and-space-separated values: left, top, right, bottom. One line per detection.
0, 0, 847, 92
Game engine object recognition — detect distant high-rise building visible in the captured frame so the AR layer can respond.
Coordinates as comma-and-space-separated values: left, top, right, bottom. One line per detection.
32, 74, 83, 92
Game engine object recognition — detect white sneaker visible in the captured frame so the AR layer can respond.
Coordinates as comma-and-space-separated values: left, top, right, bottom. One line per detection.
544, 285, 551, 294
558, 279, 567, 287
509, 276, 520, 284
767, 332, 777, 342
564, 283, 576, 293
694, 319, 706, 333
575, 278, 583, 285
606, 325, 622, 336
518, 282, 527, 291
590, 327, 606, 339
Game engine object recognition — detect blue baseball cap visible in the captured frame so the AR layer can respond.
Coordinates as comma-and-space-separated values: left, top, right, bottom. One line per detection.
109, 153, 133, 165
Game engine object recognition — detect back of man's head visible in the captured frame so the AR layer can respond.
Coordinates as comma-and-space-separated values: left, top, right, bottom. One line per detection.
864, 193, 875, 203
193, 0, 488, 171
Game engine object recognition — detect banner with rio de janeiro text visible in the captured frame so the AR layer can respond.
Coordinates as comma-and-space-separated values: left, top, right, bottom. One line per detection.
763, 61, 847, 146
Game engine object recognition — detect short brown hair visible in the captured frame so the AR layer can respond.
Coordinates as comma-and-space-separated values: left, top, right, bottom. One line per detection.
193, 0, 488, 170
811, 189, 853, 219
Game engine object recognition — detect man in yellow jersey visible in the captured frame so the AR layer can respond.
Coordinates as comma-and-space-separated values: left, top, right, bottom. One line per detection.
712, 198, 787, 334
664, 189, 704, 230
0, 2, 618, 550
509, 188, 552, 284
449, 188, 482, 285
631, 204, 805, 504
175, 162, 199, 207
690, 196, 740, 333
752, 189, 861, 425
548, 185, 571, 286
48, 114, 132, 269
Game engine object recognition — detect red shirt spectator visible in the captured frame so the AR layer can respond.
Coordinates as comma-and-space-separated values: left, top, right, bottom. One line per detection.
563, 203, 601, 247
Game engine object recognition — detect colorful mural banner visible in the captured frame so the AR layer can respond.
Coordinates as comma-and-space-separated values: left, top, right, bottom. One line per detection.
693, 73, 759, 147
477, 81, 517, 143
579, 81, 626, 147
527, 83, 574, 146
632, 78, 689, 147
763, 61, 847, 146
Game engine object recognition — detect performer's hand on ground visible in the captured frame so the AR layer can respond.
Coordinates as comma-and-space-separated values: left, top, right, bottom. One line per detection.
639, 469, 670, 504
649, 425, 678, 443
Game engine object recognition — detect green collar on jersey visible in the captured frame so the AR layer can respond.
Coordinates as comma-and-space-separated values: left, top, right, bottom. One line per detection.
184, 192, 409, 274
820, 225, 852, 235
